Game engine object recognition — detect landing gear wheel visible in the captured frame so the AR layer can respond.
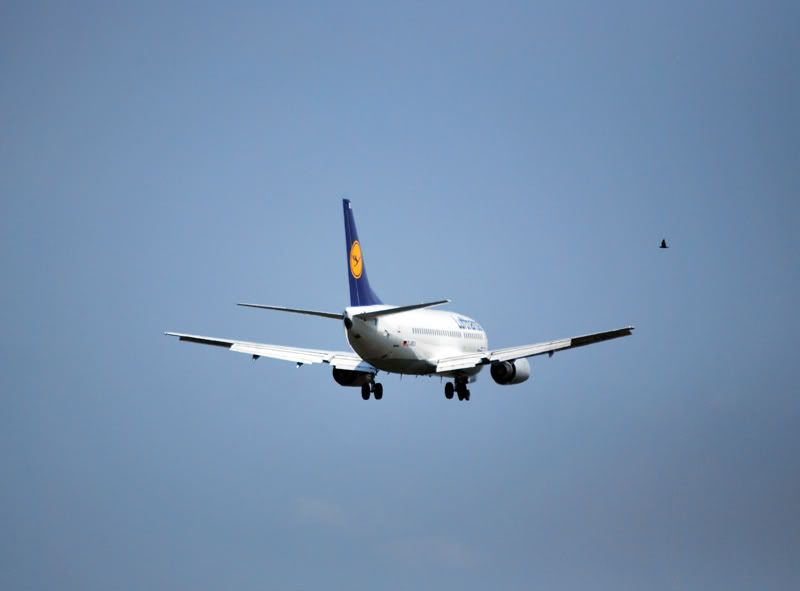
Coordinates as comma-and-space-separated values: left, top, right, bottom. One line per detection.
361, 383, 370, 400
456, 383, 469, 401
464, 389, 471, 401
444, 382, 454, 400
373, 383, 383, 400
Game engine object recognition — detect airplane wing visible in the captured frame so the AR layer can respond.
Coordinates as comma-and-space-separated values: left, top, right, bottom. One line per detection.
165, 332, 376, 372
436, 326, 634, 373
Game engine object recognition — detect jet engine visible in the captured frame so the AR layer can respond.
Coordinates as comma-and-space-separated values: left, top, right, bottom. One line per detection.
332, 368, 373, 387
490, 358, 531, 385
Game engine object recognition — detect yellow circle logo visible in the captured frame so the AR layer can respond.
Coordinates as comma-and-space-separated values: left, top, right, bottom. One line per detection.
349, 241, 363, 279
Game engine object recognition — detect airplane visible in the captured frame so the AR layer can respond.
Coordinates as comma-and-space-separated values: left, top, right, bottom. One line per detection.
166, 199, 634, 401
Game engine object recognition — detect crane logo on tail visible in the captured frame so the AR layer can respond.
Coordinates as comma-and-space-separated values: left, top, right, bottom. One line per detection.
349, 240, 363, 279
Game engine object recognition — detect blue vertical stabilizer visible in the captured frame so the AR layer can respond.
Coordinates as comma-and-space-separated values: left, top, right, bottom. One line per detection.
342, 199, 383, 306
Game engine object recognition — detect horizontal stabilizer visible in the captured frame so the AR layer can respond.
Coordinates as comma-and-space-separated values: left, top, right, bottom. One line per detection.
353, 299, 450, 320
237, 303, 343, 320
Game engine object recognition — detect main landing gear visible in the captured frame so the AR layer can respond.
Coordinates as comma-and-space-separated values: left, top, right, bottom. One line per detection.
444, 378, 470, 401
361, 381, 383, 401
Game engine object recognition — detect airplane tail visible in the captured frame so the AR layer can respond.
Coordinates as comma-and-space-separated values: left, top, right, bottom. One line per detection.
343, 199, 383, 306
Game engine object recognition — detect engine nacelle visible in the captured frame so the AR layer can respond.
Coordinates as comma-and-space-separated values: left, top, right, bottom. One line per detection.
490, 358, 531, 385
332, 368, 373, 387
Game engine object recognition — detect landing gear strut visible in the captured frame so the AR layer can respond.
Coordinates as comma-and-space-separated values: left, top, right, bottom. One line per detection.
361, 380, 384, 401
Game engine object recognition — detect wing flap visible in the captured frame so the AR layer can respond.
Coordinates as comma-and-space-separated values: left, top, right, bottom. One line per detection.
229, 342, 332, 364
489, 338, 572, 363
436, 353, 488, 373
172, 334, 236, 348
328, 354, 376, 372
567, 327, 635, 348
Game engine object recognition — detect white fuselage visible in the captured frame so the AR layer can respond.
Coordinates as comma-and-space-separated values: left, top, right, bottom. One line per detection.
345, 306, 488, 377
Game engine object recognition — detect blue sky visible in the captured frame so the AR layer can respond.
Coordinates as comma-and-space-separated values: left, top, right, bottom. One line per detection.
2, 2, 798, 589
